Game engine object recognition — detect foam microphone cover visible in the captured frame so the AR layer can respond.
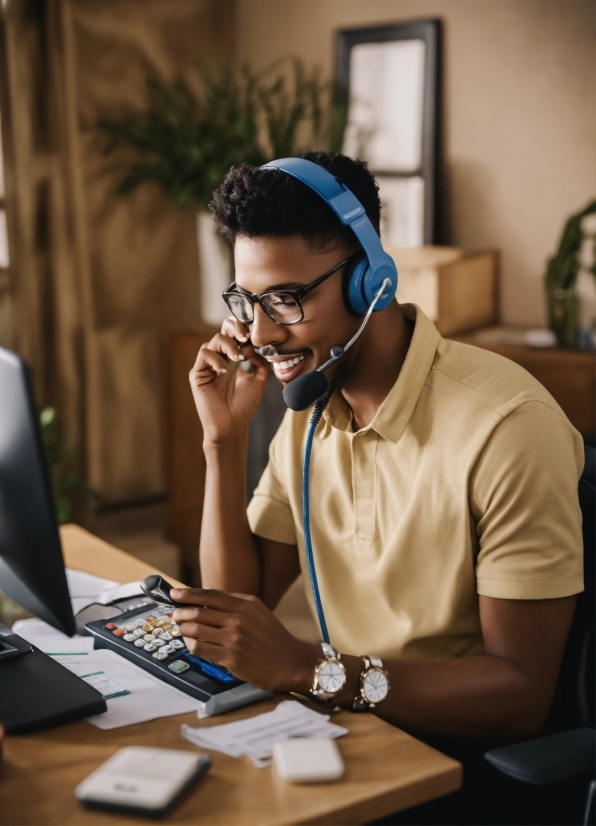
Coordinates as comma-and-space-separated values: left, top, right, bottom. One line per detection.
282, 370, 329, 411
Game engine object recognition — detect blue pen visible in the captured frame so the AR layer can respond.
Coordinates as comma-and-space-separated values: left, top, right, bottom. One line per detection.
182, 652, 235, 683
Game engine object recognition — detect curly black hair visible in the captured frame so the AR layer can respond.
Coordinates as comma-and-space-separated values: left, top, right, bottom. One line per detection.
208, 150, 381, 253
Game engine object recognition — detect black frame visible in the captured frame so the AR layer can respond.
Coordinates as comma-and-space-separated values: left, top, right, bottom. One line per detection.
223, 256, 353, 326
336, 19, 442, 244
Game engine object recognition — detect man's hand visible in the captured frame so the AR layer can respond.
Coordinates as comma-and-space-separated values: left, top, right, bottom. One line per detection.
189, 317, 270, 445
171, 587, 318, 692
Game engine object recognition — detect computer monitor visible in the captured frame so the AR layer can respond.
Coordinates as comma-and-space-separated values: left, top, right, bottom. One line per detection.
0, 345, 75, 636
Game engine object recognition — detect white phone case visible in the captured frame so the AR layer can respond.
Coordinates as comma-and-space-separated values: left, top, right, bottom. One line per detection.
273, 738, 345, 783
75, 746, 211, 814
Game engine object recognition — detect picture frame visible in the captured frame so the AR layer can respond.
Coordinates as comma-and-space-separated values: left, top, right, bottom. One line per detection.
336, 19, 442, 246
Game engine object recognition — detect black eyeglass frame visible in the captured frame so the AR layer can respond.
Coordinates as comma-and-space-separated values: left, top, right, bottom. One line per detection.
222, 256, 354, 326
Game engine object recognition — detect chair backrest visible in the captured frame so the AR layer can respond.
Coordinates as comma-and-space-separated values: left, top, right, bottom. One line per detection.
546, 440, 595, 733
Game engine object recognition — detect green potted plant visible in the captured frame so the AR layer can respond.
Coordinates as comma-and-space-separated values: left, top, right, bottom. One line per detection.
545, 199, 596, 348
100, 60, 347, 325
40, 407, 98, 525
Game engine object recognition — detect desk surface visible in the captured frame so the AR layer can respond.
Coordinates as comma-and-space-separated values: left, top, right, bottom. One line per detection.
0, 525, 461, 825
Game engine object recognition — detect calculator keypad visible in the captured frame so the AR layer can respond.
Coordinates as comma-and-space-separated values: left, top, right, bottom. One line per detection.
109, 606, 187, 663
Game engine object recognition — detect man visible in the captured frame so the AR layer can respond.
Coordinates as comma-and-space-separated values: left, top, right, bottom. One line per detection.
172, 151, 583, 745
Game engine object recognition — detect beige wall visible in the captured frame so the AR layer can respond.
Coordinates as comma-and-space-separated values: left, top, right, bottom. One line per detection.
234, 0, 596, 326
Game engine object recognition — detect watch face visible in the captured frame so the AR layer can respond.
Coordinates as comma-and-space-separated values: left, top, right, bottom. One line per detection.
363, 669, 389, 703
318, 660, 346, 694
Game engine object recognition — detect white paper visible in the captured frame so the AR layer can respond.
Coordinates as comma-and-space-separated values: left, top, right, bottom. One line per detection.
47, 649, 202, 730
79, 671, 130, 700
65, 569, 118, 615
181, 700, 348, 768
11, 617, 95, 653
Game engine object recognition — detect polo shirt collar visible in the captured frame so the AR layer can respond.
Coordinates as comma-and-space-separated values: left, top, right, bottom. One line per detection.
323, 304, 441, 443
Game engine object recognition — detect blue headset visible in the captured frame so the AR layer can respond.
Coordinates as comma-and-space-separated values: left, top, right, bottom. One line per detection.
260, 158, 398, 315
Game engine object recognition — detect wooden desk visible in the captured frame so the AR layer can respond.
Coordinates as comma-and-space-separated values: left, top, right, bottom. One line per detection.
0, 525, 461, 825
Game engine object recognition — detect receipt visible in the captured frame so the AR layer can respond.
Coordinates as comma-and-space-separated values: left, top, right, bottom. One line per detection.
181, 700, 348, 767
79, 670, 130, 700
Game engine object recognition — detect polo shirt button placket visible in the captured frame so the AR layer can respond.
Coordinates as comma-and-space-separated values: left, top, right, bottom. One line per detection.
352, 430, 378, 546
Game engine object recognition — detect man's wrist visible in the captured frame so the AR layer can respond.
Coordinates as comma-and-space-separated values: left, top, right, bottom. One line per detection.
203, 432, 248, 455
284, 643, 362, 704
285, 641, 322, 695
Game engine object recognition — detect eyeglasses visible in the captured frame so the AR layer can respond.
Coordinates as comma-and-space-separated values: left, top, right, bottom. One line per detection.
222, 257, 353, 326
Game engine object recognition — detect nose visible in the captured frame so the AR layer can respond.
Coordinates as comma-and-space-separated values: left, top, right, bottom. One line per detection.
250, 303, 288, 349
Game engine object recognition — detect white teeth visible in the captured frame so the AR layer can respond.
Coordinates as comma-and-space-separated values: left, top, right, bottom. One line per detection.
273, 355, 305, 371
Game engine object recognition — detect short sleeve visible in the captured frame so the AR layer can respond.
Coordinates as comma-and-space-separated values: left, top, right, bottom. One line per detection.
247, 419, 297, 547
472, 401, 584, 599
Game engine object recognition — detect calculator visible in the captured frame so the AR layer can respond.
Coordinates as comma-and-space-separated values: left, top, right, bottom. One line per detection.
85, 603, 272, 715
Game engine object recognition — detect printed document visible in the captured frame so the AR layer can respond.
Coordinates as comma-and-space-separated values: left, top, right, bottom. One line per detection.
181, 700, 348, 767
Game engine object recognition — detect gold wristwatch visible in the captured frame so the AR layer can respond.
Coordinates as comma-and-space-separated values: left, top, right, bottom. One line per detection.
352, 655, 390, 712
311, 642, 347, 701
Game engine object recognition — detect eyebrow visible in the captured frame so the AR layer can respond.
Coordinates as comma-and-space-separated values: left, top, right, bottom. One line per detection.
235, 281, 304, 294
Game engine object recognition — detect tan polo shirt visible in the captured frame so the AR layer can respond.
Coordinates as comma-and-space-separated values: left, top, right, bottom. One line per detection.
247, 304, 584, 662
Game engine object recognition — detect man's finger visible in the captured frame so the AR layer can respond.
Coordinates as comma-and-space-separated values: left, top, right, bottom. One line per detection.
209, 333, 248, 363
183, 638, 228, 664
171, 587, 241, 611
172, 606, 228, 627
177, 621, 226, 645
190, 348, 228, 380
221, 316, 251, 343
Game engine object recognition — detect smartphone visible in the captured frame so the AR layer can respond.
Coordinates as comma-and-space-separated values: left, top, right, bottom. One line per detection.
75, 746, 211, 816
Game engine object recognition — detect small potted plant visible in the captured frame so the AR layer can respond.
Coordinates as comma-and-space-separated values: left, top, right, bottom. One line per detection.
40, 407, 98, 524
100, 60, 347, 325
545, 199, 596, 348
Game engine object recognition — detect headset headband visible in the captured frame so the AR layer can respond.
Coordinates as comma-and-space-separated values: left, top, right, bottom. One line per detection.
260, 158, 397, 314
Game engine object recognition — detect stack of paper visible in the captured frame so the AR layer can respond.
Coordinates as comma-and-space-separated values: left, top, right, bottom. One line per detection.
181, 700, 348, 767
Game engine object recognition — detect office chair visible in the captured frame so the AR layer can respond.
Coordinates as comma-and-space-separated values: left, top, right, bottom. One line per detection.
485, 439, 596, 826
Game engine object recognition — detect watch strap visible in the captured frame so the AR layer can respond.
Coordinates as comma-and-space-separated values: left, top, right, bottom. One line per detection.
319, 641, 339, 659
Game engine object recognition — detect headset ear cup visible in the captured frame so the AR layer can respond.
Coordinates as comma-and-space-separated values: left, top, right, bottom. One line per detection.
343, 255, 368, 316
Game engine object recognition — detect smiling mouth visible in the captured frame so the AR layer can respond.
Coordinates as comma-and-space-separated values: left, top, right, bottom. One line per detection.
261, 352, 308, 382
265, 354, 306, 370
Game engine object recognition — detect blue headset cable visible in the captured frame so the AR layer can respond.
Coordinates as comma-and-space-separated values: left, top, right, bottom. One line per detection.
302, 396, 330, 643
